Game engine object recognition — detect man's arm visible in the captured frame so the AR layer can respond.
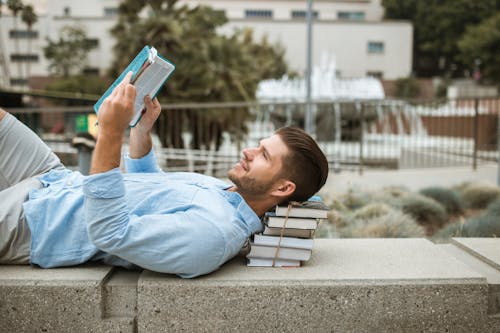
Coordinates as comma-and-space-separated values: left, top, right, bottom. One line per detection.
90, 71, 135, 174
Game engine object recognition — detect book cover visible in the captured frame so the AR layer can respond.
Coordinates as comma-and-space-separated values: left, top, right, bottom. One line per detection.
264, 213, 320, 230
93, 45, 176, 127
263, 226, 313, 239
274, 201, 329, 219
247, 257, 301, 267
247, 243, 312, 261
253, 234, 314, 250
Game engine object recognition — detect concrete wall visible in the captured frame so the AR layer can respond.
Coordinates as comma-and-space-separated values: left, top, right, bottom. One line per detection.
1, 238, 499, 332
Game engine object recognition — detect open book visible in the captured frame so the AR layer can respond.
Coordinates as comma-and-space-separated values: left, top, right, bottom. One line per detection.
94, 45, 176, 127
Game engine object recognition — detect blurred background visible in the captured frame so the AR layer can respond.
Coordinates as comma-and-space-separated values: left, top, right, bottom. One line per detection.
1, 0, 499, 239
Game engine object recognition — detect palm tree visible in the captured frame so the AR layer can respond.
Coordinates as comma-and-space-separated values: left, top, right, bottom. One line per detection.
7, 0, 23, 84
21, 4, 36, 86
7, 0, 23, 85
0, 0, 12, 87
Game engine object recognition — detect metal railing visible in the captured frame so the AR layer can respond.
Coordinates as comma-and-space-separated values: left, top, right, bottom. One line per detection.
7, 97, 500, 176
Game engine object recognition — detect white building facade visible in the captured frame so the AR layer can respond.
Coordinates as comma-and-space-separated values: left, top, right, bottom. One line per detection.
0, 0, 412, 88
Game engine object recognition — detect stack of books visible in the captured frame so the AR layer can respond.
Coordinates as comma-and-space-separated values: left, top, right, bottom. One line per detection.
246, 198, 329, 267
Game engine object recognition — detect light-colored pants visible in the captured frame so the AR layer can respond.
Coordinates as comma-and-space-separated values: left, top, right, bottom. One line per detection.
0, 113, 63, 264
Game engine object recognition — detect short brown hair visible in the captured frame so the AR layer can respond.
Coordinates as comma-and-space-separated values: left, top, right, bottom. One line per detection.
276, 126, 329, 202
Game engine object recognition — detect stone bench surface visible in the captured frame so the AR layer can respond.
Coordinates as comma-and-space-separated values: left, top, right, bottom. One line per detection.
1, 238, 499, 332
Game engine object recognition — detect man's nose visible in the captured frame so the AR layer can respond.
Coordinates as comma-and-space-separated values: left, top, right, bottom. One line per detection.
242, 147, 256, 160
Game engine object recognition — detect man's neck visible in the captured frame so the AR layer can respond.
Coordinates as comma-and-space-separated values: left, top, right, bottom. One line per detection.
227, 186, 276, 217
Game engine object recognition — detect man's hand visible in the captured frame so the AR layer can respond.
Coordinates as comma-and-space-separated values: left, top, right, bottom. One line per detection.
97, 72, 136, 137
90, 72, 136, 174
129, 95, 162, 159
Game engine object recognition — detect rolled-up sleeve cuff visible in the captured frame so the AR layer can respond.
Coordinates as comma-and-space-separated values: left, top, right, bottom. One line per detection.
83, 168, 125, 198
123, 149, 161, 173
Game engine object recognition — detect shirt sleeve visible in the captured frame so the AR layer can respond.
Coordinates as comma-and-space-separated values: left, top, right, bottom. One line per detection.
83, 170, 226, 278
123, 148, 162, 173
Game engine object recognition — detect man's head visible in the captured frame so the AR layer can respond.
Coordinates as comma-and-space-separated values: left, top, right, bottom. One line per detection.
228, 126, 328, 206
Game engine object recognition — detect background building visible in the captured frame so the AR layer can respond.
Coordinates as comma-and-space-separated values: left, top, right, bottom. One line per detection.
0, 0, 412, 89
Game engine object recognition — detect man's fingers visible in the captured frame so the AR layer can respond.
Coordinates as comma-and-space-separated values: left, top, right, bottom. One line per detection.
124, 82, 137, 101
123, 71, 133, 85
110, 71, 134, 99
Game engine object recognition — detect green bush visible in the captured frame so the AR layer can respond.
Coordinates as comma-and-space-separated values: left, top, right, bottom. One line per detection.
394, 77, 421, 99
485, 199, 500, 216
352, 202, 394, 220
339, 188, 373, 210
327, 209, 355, 229
419, 186, 464, 215
338, 211, 425, 238
459, 183, 500, 209
434, 201, 500, 239
400, 194, 448, 233
432, 220, 466, 240
315, 221, 337, 238
371, 186, 411, 209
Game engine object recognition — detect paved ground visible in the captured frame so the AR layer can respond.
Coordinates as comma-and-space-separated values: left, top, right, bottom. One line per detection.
320, 163, 499, 196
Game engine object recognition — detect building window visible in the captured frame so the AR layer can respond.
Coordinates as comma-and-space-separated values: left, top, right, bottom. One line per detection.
10, 78, 28, 86
367, 71, 383, 79
9, 30, 38, 39
10, 54, 39, 62
83, 67, 100, 75
63, 7, 71, 16
245, 10, 273, 19
104, 7, 118, 17
367, 41, 384, 54
338, 11, 365, 21
85, 38, 99, 48
291, 10, 318, 20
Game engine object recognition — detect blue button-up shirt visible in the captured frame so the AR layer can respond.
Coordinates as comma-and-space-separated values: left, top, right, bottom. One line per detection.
23, 150, 262, 278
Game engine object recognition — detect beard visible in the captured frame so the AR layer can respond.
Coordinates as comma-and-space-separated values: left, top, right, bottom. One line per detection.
227, 168, 276, 197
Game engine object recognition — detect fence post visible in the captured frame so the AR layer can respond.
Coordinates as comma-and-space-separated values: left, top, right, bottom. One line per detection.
358, 102, 364, 175
497, 100, 500, 186
473, 98, 479, 170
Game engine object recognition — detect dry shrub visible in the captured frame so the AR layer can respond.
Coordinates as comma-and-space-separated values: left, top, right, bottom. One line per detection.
338, 211, 425, 238
400, 193, 448, 234
459, 183, 500, 210
419, 186, 464, 215
352, 202, 394, 220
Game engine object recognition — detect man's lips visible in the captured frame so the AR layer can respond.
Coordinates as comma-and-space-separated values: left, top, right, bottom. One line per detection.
239, 159, 248, 171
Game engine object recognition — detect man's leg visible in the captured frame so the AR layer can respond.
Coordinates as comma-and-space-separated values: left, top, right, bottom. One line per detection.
0, 109, 64, 263
0, 109, 63, 191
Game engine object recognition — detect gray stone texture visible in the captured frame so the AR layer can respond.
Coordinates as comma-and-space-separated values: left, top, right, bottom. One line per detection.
1, 239, 499, 332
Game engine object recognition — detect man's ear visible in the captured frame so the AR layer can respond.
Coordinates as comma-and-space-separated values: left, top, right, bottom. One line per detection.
271, 180, 296, 198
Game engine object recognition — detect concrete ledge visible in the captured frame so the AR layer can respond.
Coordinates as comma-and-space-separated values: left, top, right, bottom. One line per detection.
1, 239, 499, 332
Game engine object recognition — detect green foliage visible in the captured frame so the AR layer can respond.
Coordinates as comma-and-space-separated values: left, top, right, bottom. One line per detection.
45, 75, 108, 106
6, 0, 23, 15
400, 193, 448, 233
20, 3, 36, 28
382, 0, 499, 77
437, 201, 500, 239
110, 0, 289, 149
352, 202, 394, 220
394, 77, 420, 99
459, 183, 500, 209
458, 12, 500, 84
371, 186, 410, 209
432, 220, 466, 240
339, 188, 373, 210
338, 211, 425, 238
419, 186, 464, 215
43, 25, 98, 78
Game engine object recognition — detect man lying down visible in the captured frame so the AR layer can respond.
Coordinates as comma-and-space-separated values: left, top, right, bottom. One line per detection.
0, 72, 328, 278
